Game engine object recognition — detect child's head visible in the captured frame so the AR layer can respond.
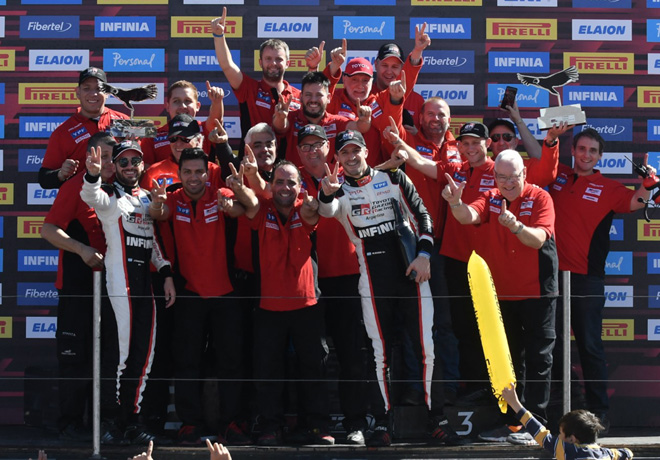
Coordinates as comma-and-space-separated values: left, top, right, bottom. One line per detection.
559, 410, 605, 444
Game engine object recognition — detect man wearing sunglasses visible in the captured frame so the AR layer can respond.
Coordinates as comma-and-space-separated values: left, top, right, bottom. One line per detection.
81, 139, 175, 446
141, 114, 224, 192
488, 115, 570, 188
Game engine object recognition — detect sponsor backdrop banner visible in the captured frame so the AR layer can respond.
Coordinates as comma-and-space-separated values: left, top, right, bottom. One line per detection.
0, 0, 659, 428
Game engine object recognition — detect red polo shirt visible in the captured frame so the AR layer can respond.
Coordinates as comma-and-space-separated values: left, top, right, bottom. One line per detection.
525, 141, 559, 188
140, 157, 224, 190
250, 197, 317, 311
438, 158, 495, 262
43, 107, 128, 170
549, 164, 635, 276
282, 111, 351, 168
44, 173, 106, 290
300, 169, 359, 278
234, 74, 301, 126
165, 185, 234, 298
402, 130, 460, 239
469, 183, 557, 300
327, 89, 404, 168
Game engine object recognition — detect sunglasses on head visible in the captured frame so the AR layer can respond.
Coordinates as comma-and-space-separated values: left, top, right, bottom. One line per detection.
168, 136, 192, 144
116, 156, 143, 168
490, 133, 515, 142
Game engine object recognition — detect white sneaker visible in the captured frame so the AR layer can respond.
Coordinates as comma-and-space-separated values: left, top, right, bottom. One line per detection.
507, 430, 536, 446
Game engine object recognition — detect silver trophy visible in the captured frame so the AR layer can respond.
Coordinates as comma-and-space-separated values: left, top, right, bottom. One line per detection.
516, 66, 586, 131
99, 82, 159, 138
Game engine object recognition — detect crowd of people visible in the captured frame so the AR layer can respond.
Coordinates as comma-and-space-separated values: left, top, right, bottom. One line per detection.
39, 8, 652, 451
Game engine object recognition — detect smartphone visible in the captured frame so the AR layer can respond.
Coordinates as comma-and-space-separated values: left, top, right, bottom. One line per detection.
500, 86, 517, 109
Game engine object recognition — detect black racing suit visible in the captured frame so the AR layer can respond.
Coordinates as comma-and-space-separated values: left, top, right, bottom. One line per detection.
319, 167, 445, 419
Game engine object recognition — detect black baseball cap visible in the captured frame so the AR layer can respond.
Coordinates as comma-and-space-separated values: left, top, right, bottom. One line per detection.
377, 43, 404, 63
168, 114, 201, 139
79, 67, 107, 85
336, 130, 366, 152
488, 119, 516, 134
112, 140, 143, 161
457, 122, 489, 140
298, 124, 328, 144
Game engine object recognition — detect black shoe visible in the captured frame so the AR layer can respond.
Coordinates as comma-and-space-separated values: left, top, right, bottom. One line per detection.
456, 388, 493, 406
305, 427, 335, 445
59, 423, 92, 442
125, 425, 157, 445
596, 412, 610, 436
101, 420, 129, 446
429, 416, 465, 446
177, 425, 204, 446
366, 425, 391, 447
257, 428, 281, 446
221, 421, 253, 446
346, 429, 365, 445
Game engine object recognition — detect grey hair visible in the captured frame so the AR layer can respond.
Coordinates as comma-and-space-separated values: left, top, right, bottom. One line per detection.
245, 122, 276, 146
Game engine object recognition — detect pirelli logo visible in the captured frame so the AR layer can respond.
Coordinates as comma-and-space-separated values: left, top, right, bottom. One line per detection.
638, 87, 660, 108
0, 183, 14, 205
0, 49, 16, 71
18, 216, 45, 238
135, 116, 167, 128
411, 0, 482, 5
0, 317, 13, 339
449, 117, 482, 137
487, 19, 557, 40
254, 50, 325, 72
564, 53, 633, 74
637, 220, 660, 240
171, 16, 242, 38
19, 83, 78, 105
602, 319, 634, 341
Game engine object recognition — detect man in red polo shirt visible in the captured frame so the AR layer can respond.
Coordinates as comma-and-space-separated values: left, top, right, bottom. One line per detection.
320, 58, 407, 168
229, 160, 333, 447
149, 148, 251, 446
372, 41, 427, 134
549, 128, 654, 434
211, 8, 301, 139
296, 124, 370, 445
140, 80, 225, 166
444, 149, 559, 446
39, 67, 128, 189
273, 71, 370, 167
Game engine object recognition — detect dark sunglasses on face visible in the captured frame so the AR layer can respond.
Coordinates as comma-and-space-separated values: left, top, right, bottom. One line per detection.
116, 156, 143, 168
168, 136, 192, 144
490, 133, 515, 142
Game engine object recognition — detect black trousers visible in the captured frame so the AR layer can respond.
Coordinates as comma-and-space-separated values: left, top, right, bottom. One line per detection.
171, 290, 246, 428
445, 256, 490, 391
253, 304, 329, 429
321, 274, 369, 432
501, 297, 556, 422
56, 291, 93, 430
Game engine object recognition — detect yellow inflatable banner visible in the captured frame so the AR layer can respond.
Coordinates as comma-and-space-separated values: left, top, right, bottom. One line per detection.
467, 251, 516, 413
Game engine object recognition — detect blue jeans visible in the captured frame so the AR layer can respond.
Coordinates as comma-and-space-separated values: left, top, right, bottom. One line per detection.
557, 273, 609, 413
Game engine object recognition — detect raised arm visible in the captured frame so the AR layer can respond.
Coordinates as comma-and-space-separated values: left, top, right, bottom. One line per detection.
211, 7, 243, 90
226, 163, 260, 219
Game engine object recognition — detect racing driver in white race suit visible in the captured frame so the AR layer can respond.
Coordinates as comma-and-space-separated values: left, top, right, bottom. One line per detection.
318, 130, 462, 447
81, 139, 175, 445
